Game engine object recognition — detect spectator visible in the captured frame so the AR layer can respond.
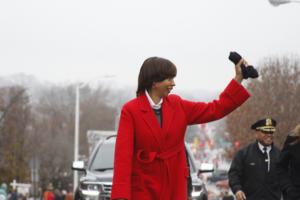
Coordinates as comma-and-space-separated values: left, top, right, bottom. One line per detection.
43, 184, 54, 200
277, 124, 300, 200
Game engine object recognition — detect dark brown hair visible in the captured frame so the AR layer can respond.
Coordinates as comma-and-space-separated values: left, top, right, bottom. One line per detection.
136, 57, 177, 96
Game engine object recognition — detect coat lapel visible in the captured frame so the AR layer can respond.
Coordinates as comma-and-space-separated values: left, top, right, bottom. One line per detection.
138, 94, 163, 148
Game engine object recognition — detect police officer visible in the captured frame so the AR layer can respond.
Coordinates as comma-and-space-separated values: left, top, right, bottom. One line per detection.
228, 118, 281, 200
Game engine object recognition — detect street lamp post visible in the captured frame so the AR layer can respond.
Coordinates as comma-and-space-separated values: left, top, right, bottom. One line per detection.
269, 0, 300, 6
73, 83, 80, 192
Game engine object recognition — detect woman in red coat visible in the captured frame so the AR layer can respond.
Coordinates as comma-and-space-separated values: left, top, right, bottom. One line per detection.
111, 56, 250, 200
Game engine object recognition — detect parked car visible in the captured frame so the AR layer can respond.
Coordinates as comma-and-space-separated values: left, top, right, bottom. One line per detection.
72, 135, 213, 200
207, 169, 228, 183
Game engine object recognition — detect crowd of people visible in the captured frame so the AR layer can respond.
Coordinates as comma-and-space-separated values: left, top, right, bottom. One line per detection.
42, 183, 73, 200
0, 183, 73, 200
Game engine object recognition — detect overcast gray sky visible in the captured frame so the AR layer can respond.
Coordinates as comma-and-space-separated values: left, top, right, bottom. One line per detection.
0, 0, 299, 91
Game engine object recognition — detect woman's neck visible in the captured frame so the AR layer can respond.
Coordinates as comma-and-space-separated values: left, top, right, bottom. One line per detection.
148, 90, 162, 104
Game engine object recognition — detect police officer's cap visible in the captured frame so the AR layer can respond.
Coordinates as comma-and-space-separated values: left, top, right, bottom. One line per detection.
251, 118, 276, 132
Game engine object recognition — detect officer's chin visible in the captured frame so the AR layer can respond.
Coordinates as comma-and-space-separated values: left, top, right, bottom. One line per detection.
264, 140, 273, 146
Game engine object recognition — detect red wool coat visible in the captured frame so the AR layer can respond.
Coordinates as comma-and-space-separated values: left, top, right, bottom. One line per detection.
111, 79, 250, 200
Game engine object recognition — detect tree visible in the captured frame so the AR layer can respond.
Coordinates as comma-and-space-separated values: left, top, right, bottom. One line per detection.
32, 84, 80, 189
0, 76, 120, 189
78, 85, 117, 155
0, 86, 31, 183
225, 55, 300, 157
31, 83, 117, 189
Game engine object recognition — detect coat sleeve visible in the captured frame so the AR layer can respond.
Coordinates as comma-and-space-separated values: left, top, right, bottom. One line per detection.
111, 105, 135, 200
277, 136, 293, 193
180, 79, 250, 125
228, 150, 244, 194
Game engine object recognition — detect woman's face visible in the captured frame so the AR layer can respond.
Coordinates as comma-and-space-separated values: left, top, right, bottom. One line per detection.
152, 78, 176, 97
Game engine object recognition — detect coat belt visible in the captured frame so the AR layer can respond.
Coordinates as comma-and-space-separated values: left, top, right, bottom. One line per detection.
136, 143, 184, 163
136, 143, 186, 200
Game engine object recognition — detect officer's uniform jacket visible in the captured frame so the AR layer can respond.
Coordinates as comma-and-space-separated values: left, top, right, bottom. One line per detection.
229, 142, 281, 200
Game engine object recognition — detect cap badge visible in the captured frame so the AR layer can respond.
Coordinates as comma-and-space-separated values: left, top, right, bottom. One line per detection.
266, 118, 272, 126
